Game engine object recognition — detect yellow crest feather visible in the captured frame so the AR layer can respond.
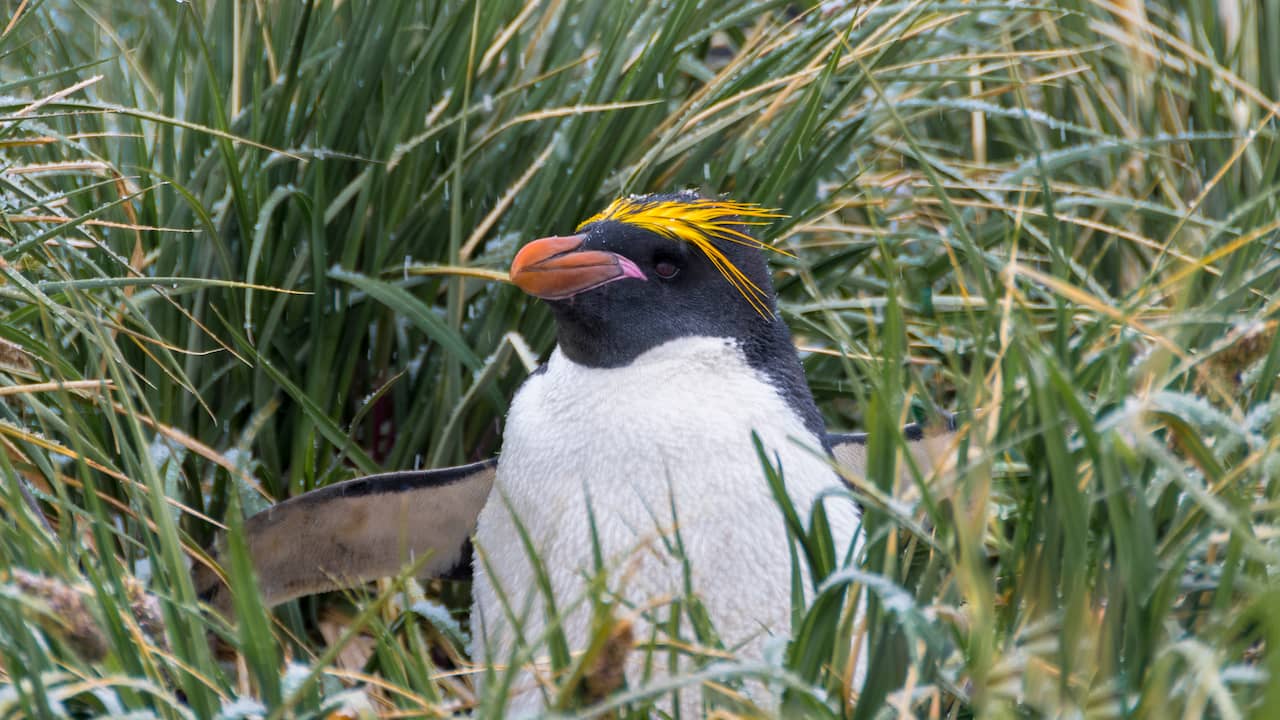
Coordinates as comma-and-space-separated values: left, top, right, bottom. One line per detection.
576, 196, 790, 316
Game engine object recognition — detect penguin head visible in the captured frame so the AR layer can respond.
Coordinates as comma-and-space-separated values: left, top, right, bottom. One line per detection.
509, 191, 790, 368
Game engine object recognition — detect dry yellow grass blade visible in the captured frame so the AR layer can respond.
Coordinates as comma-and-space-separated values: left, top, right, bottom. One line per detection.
1007, 264, 1185, 360
404, 265, 513, 284
460, 140, 557, 261
3, 215, 198, 234
0, 420, 224, 528
0, 379, 113, 397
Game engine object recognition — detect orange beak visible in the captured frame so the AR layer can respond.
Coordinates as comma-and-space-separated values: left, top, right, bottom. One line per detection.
509, 235, 646, 300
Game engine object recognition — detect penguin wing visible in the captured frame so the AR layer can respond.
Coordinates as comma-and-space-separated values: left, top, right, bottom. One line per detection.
828, 418, 957, 485
197, 459, 496, 611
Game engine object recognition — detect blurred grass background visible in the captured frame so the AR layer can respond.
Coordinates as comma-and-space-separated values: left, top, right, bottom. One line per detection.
1, 0, 1278, 717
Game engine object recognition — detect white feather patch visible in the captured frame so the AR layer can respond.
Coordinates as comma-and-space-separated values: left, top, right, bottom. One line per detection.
473, 336, 863, 713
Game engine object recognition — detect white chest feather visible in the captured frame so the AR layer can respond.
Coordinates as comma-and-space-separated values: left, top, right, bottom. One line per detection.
471, 336, 861, 709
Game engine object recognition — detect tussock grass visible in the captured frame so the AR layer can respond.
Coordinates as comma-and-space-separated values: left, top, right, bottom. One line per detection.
1, 0, 1277, 717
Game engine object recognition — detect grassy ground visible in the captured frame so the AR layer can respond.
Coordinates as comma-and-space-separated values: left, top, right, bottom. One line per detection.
1, 0, 1278, 717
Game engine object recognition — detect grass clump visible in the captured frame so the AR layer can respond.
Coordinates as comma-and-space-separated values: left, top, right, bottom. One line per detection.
1, 0, 1277, 717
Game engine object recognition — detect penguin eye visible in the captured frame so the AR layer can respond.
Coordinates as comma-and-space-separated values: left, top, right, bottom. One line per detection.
654, 259, 680, 280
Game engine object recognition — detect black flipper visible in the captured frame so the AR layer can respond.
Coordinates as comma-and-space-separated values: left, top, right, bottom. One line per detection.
827, 414, 958, 486
196, 459, 496, 611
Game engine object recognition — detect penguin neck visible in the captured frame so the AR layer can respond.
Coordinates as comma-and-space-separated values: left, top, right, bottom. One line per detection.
554, 324, 829, 450
735, 320, 830, 450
